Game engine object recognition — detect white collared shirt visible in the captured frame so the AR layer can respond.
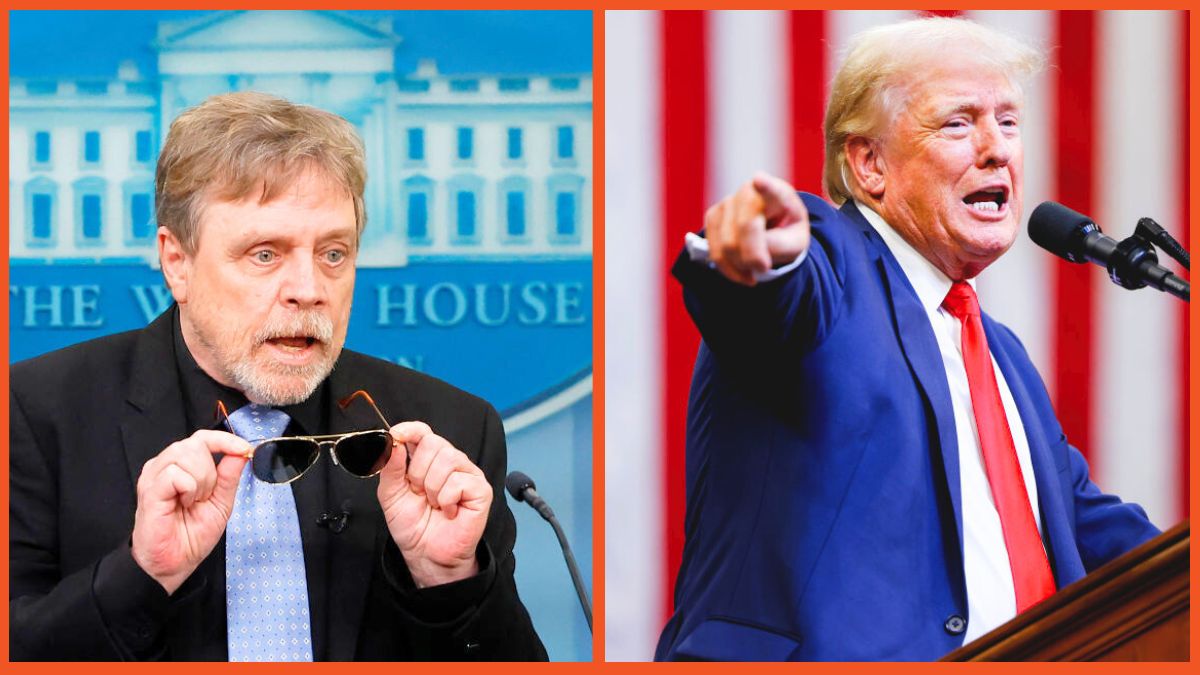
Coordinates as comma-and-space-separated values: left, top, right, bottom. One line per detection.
856, 202, 1044, 644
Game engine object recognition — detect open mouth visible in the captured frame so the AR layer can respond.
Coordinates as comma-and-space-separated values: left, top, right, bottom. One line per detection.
267, 336, 318, 352
962, 186, 1009, 214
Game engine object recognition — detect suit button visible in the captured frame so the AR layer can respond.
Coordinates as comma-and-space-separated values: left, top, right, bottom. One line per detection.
944, 614, 967, 635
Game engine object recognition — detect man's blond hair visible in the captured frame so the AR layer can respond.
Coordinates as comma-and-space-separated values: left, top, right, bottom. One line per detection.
823, 17, 1045, 204
155, 91, 367, 253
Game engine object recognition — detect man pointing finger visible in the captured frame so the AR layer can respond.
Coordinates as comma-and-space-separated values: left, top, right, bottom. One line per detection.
658, 17, 1159, 662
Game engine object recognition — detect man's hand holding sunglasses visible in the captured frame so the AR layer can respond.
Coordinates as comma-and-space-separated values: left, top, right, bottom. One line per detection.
378, 422, 491, 588
130, 430, 253, 595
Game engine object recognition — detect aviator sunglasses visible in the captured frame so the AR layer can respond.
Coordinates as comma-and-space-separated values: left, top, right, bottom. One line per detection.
216, 390, 394, 484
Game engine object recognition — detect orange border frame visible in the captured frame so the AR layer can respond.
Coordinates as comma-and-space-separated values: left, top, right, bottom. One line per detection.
1, 3, 1196, 671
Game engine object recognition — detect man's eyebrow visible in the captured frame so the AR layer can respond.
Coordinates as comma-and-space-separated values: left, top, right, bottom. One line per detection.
943, 102, 979, 116
322, 226, 359, 242
932, 98, 1022, 118
229, 225, 359, 248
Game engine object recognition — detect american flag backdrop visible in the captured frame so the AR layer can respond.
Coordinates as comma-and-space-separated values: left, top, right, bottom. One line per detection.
604, 10, 1189, 661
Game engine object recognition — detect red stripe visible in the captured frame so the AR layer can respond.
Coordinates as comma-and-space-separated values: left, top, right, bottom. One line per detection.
788, 11, 827, 193
660, 10, 707, 621
1176, 10, 1190, 519
1051, 10, 1098, 467
921, 10, 964, 18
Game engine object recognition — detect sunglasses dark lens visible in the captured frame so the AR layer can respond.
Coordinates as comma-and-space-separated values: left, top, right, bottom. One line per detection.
334, 432, 392, 477
252, 439, 319, 483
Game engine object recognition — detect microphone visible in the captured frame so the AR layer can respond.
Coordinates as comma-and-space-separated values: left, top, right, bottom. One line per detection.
505, 471, 555, 521
316, 501, 352, 534
1029, 201, 1189, 301
505, 471, 592, 633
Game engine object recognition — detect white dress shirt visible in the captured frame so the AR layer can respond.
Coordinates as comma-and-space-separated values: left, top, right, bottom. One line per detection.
856, 203, 1045, 644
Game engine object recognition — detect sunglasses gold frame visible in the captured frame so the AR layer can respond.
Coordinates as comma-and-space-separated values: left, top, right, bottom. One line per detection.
215, 390, 395, 484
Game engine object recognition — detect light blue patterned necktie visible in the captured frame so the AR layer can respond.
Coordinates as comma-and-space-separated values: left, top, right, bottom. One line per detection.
224, 404, 314, 662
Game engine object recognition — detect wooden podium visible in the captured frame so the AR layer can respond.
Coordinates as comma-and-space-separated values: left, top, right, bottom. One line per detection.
944, 520, 1189, 661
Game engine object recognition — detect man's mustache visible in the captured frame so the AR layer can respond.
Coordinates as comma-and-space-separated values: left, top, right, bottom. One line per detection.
253, 312, 334, 344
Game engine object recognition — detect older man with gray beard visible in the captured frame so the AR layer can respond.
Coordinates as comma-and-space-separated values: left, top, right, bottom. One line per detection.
10, 92, 546, 661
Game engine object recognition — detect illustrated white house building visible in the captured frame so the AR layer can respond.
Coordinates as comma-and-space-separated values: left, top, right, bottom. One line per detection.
9, 10, 593, 267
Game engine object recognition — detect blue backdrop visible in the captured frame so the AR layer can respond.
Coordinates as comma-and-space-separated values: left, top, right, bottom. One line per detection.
9, 9, 593, 661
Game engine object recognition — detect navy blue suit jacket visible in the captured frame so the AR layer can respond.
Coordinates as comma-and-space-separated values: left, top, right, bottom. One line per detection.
655, 195, 1159, 661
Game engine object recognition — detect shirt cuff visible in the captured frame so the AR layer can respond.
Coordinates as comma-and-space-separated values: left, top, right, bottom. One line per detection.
685, 231, 809, 282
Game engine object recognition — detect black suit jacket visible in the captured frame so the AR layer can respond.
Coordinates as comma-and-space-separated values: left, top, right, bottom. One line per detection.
10, 308, 547, 661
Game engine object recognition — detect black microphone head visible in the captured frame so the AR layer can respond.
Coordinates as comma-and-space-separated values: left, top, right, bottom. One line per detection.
505, 471, 536, 502
1029, 201, 1100, 263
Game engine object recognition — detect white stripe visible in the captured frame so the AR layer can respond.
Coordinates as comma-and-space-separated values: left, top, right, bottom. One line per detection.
602, 10, 664, 662
708, 10, 789, 201
969, 10, 1054, 380
826, 10, 915, 83
1095, 10, 1181, 527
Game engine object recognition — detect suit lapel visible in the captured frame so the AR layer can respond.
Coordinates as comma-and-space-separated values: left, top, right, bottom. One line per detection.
321, 366, 387, 661
119, 309, 190, 490
981, 317, 1078, 587
118, 307, 219, 658
841, 203, 965, 555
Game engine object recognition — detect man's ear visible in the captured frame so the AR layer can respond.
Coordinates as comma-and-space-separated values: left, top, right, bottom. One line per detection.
845, 135, 886, 200
158, 226, 190, 304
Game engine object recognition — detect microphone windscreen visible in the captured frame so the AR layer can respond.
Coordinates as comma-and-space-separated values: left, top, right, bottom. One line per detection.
1029, 201, 1095, 262
505, 471, 536, 502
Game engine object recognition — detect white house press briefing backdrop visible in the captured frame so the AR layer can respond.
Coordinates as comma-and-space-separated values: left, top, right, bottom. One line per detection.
605, 9, 1188, 661
8, 9, 592, 661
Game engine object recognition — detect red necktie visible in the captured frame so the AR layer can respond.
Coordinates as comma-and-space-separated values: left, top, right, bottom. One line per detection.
942, 281, 1055, 612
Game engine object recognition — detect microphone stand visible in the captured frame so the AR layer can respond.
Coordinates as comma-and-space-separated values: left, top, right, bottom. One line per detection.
1108, 219, 1189, 302
506, 471, 593, 633
1136, 217, 1190, 271
547, 510, 592, 633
